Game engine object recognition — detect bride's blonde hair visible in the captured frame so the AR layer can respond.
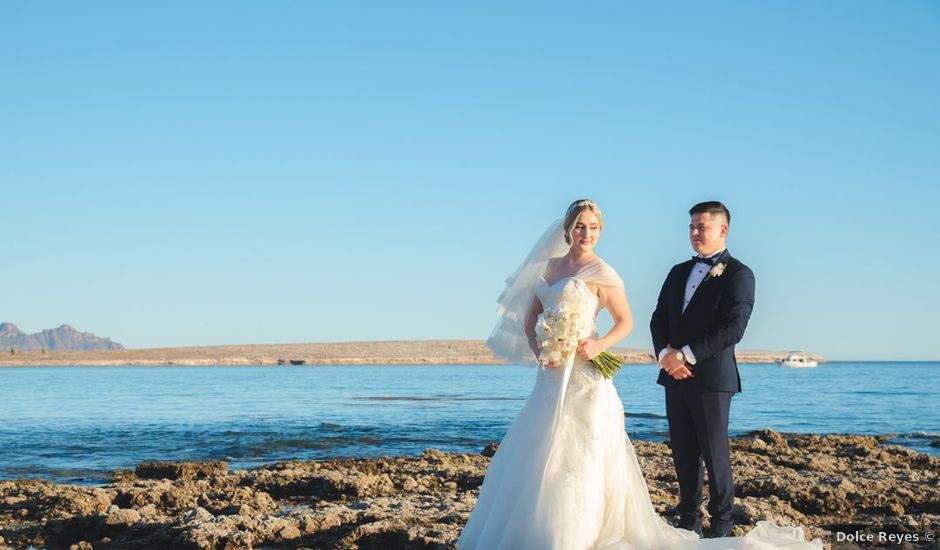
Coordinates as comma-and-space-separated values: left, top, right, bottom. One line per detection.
563, 199, 604, 244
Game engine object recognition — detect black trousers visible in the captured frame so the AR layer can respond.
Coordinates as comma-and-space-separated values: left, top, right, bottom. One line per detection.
664, 386, 734, 530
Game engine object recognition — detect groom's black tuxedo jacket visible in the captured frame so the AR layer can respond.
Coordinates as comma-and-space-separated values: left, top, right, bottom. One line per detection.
650, 250, 755, 393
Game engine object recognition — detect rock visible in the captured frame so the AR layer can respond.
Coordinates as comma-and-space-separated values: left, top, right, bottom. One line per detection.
482, 442, 499, 457
0, 434, 936, 549
110, 469, 136, 483
289, 504, 361, 535
754, 428, 788, 448
806, 454, 838, 472
105, 507, 141, 525
401, 476, 418, 491
180, 506, 215, 525
135, 461, 229, 480
137, 504, 159, 519
422, 448, 446, 461
0, 480, 112, 520
113, 479, 195, 512
278, 524, 302, 539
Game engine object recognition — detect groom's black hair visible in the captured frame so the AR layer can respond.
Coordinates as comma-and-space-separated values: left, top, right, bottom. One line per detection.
689, 201, 730, 225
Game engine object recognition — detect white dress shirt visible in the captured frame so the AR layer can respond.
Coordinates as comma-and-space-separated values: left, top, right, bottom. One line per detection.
658, 249, 726, 367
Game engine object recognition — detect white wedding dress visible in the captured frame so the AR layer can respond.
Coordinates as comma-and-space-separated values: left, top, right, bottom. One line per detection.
459, 275, 822, 550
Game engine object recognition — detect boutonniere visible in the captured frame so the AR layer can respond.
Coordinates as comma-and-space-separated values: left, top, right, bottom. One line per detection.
704, 262, 726, 283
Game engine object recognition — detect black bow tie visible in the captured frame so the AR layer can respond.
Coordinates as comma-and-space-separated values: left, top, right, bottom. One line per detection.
692, 256, 719, 266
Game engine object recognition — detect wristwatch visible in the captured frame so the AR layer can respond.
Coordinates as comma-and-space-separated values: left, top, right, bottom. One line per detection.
674, 351, 684, 363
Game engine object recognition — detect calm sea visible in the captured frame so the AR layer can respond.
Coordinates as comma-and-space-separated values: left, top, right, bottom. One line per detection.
0, 362, 936, 485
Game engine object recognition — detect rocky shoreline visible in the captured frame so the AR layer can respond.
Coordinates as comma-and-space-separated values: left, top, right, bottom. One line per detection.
1, 430, 935, 549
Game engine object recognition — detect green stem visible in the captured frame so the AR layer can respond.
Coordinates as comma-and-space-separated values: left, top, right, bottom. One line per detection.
591, 351, 624, 379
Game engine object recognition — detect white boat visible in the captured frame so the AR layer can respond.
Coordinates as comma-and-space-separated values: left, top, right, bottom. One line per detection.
779, 353, 818, 368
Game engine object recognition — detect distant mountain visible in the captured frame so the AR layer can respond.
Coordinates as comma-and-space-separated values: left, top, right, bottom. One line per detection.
0, 323, 124, 351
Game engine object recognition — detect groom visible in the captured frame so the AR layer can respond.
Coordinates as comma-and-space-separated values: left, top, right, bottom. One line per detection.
650, 201, 755, 538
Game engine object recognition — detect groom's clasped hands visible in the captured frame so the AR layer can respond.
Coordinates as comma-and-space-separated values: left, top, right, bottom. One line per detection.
660, 345, 694, 380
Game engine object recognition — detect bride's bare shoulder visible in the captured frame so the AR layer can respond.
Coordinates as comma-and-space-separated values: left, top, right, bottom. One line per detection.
544, 256, 562, 276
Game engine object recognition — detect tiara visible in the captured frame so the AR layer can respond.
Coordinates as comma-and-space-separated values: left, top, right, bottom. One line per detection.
568, 200, 599, 213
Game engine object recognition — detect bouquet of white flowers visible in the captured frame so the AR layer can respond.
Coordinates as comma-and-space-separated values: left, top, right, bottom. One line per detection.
534, 304, 624, 379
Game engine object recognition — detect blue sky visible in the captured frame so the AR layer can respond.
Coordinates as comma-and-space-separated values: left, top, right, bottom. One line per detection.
2, 2, 938, 359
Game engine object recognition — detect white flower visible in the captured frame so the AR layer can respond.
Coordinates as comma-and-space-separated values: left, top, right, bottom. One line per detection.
709, 263, 726, 279
535, 295, 594, 367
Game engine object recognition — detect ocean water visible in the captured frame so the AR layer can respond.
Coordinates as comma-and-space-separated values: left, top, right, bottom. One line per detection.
0, 362, 936, 485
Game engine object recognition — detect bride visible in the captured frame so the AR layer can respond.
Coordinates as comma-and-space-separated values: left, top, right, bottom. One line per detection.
458, 200, 821, 549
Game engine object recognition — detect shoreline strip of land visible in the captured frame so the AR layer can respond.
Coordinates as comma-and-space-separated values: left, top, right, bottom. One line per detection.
0, 340, 824, 367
